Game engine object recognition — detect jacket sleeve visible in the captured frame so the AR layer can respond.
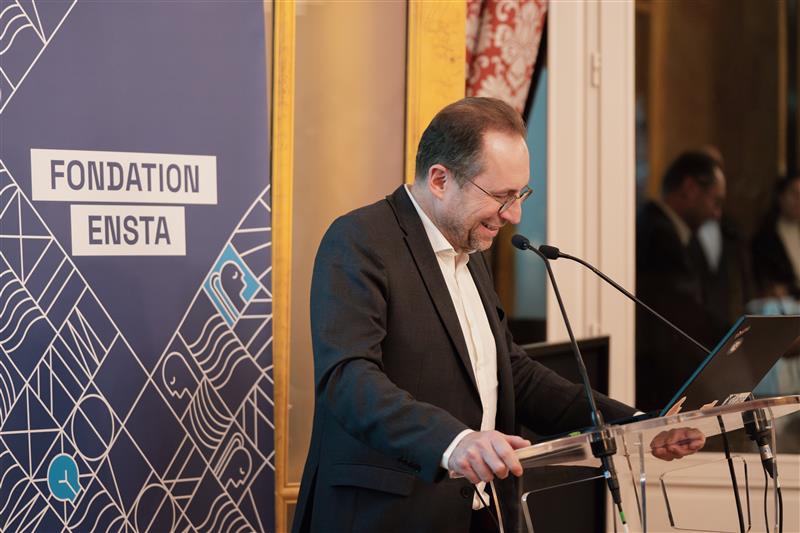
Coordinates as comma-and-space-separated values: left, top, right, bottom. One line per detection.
507, 335, 636, 435
310, 215, 468, 482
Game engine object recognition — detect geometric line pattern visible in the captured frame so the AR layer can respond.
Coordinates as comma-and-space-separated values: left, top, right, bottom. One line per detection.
0, 158, 273, 532
0, 0, 77, 115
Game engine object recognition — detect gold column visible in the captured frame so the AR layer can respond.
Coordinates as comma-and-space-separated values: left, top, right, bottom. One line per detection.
405, 1, 467, 183
272, 0, 295, 531
273, 1, 466, 531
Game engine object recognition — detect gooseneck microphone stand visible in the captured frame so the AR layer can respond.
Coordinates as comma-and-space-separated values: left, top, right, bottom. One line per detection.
529, 238, 763, 533
511, 235, 628, 530
537, 244, 710, 356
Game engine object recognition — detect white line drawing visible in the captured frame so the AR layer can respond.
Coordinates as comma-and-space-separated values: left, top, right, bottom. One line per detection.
209, 263, 246, 323
0, 0, 78, 115
186, 315, 252, 392
186, 379, 231, 451
0, 265, 55, 382
159, 435, 206, 514
60, 307, 111, 378
0, 275, 39, 348
2, 312, 44, 353
0, 160, 273, 531
69, 394, 115, 462
0, 446, 54, 530
193, 493, 250, 533
0, 355, 18, 426
67, 480, 128, 532
213, 433, 251, 490
0, 6, 37, 52
33, 335, 92, 420
28, 1, 45, 42
162, 351, 199, 400
131, 482, 177, 533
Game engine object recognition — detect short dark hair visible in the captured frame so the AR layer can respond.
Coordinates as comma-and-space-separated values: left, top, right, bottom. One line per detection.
414, 97, 526, 184
661, 151, 721, 195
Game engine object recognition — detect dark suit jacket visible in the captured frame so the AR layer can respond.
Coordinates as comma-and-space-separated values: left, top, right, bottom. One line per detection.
294, 187, 634, 533
635, 201, 720, 412
752, 218, 799, 297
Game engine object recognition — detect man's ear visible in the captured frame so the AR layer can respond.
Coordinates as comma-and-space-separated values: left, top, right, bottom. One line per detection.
427, 164, 449, 200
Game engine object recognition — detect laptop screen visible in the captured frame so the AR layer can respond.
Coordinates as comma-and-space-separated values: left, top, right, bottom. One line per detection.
659, 315, 800, 417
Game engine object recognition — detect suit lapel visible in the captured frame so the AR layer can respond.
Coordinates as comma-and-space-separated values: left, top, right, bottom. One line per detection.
468, 255, 515, 432
385, 187, 479, 393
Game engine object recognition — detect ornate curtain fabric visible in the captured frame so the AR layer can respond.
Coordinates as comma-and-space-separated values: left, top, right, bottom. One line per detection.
466, 0, 548, 114
466, 0, 548, 311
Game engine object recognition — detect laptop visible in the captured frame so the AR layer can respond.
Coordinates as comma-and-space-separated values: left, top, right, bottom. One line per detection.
657, 314, 800, 417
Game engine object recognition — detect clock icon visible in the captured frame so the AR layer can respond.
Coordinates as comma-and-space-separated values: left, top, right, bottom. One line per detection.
48, 454, 81, 503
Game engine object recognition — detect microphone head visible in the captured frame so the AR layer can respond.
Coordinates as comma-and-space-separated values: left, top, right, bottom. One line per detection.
539, 244, 561, 260
511, 234, 531, 250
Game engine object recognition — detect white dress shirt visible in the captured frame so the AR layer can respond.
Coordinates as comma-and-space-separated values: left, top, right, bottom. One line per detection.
405, 186, 497, 509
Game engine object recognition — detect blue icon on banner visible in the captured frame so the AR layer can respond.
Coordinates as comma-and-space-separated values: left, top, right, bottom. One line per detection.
204, 245, 259, 325
48, 454, 81, 502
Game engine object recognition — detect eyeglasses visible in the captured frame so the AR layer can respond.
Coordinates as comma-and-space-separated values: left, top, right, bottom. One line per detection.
467, 180, 533, 214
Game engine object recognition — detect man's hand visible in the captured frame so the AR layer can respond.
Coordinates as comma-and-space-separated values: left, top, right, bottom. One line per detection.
447, 430, 531, 484
650, 427, 706, 461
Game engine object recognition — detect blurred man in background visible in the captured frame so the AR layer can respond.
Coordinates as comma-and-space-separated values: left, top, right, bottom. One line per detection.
636, 151, 728, 411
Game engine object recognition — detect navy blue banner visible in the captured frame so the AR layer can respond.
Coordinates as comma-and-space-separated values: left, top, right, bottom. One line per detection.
0, 1, 273, 531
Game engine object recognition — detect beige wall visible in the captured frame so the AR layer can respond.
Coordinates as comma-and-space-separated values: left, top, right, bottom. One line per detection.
288, 0, 407, 483
643, 0, 780, 235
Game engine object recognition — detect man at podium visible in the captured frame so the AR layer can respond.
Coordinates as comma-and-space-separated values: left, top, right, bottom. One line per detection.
294, 98, 702, 533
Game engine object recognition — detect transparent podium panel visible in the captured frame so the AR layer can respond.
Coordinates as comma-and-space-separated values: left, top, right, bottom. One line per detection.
518, 396, 800, 533
658, 456, 752, 532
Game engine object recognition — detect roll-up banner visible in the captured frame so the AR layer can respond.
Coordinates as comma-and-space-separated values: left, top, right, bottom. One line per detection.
0, 2, 274, 530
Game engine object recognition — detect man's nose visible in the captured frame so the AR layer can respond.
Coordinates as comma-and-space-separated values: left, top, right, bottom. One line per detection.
501, 201, 523, 225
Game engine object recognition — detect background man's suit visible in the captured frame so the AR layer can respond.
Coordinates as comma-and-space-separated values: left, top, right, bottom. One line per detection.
635, 201, 723, 411
752, 218, 799, 297
294, 186, 634, 532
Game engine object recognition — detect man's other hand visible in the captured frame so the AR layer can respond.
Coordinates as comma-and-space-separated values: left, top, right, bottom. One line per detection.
650, 427, 706, 461
447, 430, 531, 484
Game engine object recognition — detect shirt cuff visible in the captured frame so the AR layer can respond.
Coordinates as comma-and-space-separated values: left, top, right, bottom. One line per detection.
441, 429, 474, 470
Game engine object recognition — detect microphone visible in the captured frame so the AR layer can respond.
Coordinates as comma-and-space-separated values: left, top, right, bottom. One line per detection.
529, 241, 710, 356
742, 407, 777, 479
510, 234, 532, 252
511, 234, 626, 528
510, 234, 603, 426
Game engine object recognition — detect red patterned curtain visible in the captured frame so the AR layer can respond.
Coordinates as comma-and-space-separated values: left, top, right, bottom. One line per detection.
466, 0, 548, 310
466, 0, 548, 114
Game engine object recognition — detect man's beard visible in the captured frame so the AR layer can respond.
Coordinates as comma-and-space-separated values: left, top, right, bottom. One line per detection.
467, 229, 491, 253
439, 216, 492, 254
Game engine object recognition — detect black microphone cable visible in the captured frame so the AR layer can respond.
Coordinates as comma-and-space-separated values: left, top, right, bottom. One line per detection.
743, 407, 783, 533
511, 234, 629, 531
759, 468, 784, 533
472, 482, 504, 532
718, 416, 749, 533
763, 466, 769, 533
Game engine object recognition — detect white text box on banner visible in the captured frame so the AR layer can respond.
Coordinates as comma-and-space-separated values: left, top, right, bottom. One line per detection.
31, 148, 217, 204
70, 204, 186, 256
